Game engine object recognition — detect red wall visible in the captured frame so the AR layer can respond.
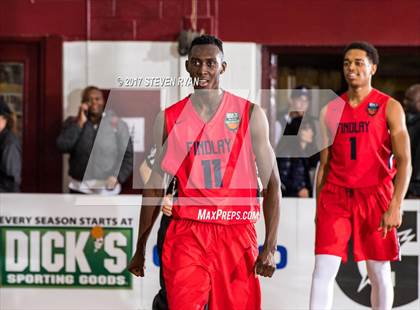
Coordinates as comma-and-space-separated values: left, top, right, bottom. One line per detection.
2, 0, 419, 45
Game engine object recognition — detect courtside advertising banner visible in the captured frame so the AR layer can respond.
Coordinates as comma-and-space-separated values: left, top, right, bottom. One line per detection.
0, 194, 419, 309
0, 195, 143, 310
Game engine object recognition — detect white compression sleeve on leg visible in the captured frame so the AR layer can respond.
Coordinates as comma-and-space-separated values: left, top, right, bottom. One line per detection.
366, 260, 394, 310
309, 254, 342, 310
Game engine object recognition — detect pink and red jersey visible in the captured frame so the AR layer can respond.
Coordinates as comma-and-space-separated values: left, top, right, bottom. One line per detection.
325, 88, 396, 188
161, 91, 260, 224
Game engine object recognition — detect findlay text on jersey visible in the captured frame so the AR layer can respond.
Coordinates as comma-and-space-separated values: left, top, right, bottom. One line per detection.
338, 121, 370, 134
186, 139, 232, 156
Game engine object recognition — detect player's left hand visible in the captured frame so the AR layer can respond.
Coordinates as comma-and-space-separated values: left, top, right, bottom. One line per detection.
378, 199, 402, 238
254, 246, 276, 278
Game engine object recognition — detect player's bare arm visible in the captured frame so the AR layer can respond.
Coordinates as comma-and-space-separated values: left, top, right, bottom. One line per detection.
250, 104, 281, 278
128, 111, 167, 277
380, 98, 412, 237
315, 106, 331, 222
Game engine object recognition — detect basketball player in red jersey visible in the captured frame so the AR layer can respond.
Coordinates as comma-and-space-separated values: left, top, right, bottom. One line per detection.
309, 42, 412, 310
128, 35, 281, 310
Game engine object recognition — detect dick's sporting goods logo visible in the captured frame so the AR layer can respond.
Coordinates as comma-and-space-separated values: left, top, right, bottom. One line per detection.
336, 210, 418, 307
0, 226, 132, 288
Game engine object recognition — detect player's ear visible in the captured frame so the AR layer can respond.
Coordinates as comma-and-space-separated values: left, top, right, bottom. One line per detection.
220, 61, 227, 75
371, 64, 377, 76
185, 59, 189, 72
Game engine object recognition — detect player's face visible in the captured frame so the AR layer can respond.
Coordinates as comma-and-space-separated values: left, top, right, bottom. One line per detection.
343, 49, 377, 88
186, 44, 226, 90
86, 89, 105, 115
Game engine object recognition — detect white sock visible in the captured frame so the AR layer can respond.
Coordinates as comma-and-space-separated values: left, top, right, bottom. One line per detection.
309, 254, 342, 310
366, 260, 394, 310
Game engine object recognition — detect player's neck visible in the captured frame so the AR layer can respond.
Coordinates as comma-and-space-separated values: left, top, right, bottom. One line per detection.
191, 89, 224, 118
347, 85, 372, 106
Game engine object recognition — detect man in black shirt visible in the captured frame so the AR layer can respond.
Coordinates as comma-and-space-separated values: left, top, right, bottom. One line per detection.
57, 86, 133, 194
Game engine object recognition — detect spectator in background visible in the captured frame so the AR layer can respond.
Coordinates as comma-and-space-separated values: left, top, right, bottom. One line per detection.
0, 99, 21, 192
276, 85, 319, 197
275, 85, 312, 147
56, 86, 133, 194
404, 84, 420, 198
277, 118, 318, 197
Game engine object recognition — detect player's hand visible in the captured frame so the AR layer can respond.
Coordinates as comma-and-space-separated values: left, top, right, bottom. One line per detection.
127, 248, 146, 277
161, 194, 173, 216
378, 199, 402, 239
254, 246, 276, 278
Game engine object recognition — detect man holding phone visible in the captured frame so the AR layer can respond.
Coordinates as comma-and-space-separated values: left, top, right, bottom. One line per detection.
57, 86, 133, 194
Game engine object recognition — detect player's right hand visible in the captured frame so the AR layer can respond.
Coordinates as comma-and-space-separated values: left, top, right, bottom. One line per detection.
127, 250, 146, 277
161, 194, 173, 216
378, 200, 402, 238
254, 246, 276, 278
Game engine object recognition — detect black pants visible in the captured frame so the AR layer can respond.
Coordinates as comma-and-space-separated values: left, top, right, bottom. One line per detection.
152, 215, 171, 310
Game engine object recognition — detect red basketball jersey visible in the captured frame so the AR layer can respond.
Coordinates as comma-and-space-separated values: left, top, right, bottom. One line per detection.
325, 88, 396, 188
161, 91, 260, 224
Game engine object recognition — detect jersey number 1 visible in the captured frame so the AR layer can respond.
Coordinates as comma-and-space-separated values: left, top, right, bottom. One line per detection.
202, 159, 222, 188
350, 137, 356, 160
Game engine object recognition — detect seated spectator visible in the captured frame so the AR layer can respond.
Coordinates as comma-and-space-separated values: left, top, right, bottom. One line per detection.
404, 84, 420, 198
276, 86, 319, 197
275, 85, 312, 145
0, 99, 21, 192
277, 119, 318, 197
56, 86, 133, 194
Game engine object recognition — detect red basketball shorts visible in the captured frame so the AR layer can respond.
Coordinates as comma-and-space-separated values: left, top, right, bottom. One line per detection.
315, 181, 400, 262
162, 219, 261, 310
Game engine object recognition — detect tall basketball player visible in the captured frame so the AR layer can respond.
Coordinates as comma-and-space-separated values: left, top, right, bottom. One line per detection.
128, 35, 281, 310
310, 42, 412, 310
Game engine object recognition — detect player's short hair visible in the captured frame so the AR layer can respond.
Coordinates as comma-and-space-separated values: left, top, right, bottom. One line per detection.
81, 86, 102, 102
344, 41, 379, 65
189, 35, 224, 56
